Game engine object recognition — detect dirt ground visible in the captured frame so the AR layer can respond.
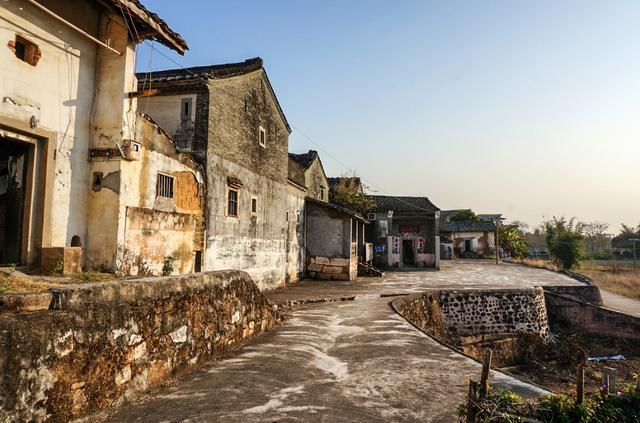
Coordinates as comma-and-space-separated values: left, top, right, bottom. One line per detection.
502, 332, 640, 396
0, 270, 115, 293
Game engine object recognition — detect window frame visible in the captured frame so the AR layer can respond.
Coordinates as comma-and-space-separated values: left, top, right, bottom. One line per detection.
156, 172, 175, 199
227, 188, 239, 217
258, 125, 266, 148
181, 98, 192, 122
251, 196, 258, 214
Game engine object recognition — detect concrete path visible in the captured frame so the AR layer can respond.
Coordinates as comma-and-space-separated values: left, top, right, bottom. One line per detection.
108, 298, 547, 423
267, 260, 582, 305
600, 289, 640, 318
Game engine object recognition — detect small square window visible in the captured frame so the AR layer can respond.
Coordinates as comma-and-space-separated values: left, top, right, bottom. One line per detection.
251, 197, 257, 213
9, 34, 41, 66
156, 173, 174, 198
258, 126, 266, 147
228, 189, 238, 217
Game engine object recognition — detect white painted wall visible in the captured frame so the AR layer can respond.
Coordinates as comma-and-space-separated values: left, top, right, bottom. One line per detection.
143, 93, 196, 138
0, 0, 99, 252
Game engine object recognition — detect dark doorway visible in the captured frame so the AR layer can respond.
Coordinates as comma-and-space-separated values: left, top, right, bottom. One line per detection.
402, 239, 414, 265
464, 239, 472, 252
0, 137, 30, 264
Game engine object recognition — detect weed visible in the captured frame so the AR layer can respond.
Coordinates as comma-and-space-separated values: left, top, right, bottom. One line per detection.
162, 256, 174, 276
48, 256, 64, 276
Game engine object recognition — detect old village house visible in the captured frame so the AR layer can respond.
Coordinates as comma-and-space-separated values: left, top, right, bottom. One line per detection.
0, 0, 204, 275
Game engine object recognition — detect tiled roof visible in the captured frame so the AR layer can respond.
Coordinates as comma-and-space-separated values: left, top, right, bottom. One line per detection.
367, 195, 440, 213
108, 0, 188, 54
306, 197, 369, 223
288, 151, 318, 169
140, 58, 264, 83
139, 58, 291, 133
440, 221, 496, 233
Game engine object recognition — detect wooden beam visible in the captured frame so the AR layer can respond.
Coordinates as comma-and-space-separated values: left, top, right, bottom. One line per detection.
128, 88, 160, 98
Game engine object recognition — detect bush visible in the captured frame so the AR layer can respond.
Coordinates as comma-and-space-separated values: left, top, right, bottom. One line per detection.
458, 388, 640, 423
544, 217, 584, 270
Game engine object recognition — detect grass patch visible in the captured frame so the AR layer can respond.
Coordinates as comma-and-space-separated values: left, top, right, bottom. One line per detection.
0, 272, 116, 294
516, 258, 640, 301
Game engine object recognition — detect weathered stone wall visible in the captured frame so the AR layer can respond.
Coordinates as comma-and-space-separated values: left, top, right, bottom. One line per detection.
394, 288, 550, 340
304, 158, 329, 201
0, 271, 281, 422
285, 184, 306, 284
307, 255, 357, 281
438, 288, 549, 340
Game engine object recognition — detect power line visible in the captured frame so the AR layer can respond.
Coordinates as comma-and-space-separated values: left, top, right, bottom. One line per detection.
134, 41, 438, 214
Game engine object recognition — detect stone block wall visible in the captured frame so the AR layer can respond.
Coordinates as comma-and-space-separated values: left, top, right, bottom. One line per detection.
307, 256, 356, 281
40, 247, 83, 275
438, 288, 549, 340
0, 271, 282, 422
394, 288, 550, 341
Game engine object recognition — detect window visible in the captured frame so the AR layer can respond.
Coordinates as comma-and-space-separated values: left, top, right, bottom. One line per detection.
258, 126, 266, 147
181, 98, 192, 121
368, 213, 375, 220
227, 189, 238, 217
320, 187, 325, 200
251, 197, 257, 214
156, 173, 174, 198
9, 35, 41, 66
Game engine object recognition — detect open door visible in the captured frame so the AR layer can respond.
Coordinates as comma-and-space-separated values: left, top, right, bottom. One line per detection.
0, 136, 30, 264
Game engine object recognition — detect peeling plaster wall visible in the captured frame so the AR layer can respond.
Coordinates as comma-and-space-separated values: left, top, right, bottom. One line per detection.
0, 271, 282, 422
204, 154, 288, 291
0, 1, 100, 260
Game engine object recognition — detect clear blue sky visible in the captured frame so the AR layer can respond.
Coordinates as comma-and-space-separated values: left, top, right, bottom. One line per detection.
137, 0, 640, 233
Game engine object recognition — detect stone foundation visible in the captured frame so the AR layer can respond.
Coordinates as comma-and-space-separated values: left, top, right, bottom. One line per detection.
0, 271, 282, 422
40, 247, 83, 275
307, 255, 357, 281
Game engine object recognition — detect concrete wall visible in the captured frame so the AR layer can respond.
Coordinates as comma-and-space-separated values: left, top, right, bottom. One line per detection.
451, 231, 494, 254
0, 271, 282, 422
0, 0, 100, 264
285, 183, 306, 283
305, 201, 358, 280
544, 291, 640, 340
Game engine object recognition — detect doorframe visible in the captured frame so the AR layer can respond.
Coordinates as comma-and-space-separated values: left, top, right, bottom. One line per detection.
0, 117, 56, 265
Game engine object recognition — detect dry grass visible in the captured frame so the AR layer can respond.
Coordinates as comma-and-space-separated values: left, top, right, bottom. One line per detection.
516, 258, 640, 301
0, 272, 116, 294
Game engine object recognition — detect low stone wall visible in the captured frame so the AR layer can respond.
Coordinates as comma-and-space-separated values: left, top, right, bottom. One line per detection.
393, 288, 550, 366
394, 288, 550, 340
542, 284, 602, 305
0, 271, 282, 422
438, 288, 550, 341
307, 255, 357, 281
544, 291, 640, 340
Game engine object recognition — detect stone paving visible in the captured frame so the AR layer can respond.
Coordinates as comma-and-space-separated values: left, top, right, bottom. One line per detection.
105, 261, 579, 422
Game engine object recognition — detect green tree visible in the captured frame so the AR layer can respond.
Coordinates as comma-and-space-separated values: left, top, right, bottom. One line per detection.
449, 209, 478, 222
330, 174, 375, 216
499, 225, 528, 259
577, 221, 610, 257
543, 217, 584, 269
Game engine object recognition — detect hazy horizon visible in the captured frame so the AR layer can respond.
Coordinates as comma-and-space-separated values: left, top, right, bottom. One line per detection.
136, 0, 639, 233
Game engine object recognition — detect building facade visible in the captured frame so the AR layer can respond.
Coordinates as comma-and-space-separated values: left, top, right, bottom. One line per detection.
0, 0, 203, 275
140, 58, 293, 290
366, 196, 440, 269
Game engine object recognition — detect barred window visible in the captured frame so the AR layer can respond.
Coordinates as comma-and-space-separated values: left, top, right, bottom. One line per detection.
228, 189, 238, 217
156, 173, 174, 198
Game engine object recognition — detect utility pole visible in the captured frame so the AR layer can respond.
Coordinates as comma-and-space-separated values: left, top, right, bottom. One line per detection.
495, 218, 500, 265
631, 239, 640, 271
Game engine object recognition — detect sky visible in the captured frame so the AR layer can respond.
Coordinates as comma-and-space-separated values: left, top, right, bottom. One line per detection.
136, 0, 640, 233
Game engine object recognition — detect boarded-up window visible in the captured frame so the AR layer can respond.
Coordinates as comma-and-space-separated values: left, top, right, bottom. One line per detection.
156, 173, 174, 198
228, 189, 238, 217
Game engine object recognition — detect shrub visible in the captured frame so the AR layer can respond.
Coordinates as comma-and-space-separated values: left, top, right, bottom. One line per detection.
543, 217, 584, 270
162, 256, 174, 276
